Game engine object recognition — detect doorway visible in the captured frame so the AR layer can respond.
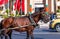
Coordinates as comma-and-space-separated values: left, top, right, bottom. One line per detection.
35, 7, 44, 12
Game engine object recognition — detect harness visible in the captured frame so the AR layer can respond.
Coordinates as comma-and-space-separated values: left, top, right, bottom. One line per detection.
28, 14, 38, 27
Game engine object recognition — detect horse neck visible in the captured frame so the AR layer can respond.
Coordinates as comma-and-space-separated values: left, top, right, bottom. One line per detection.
33, 14, 40, 23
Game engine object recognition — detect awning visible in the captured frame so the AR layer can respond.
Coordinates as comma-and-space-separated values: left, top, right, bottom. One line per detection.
35, 3, 44, 8
0, 0, 8, 5
14, 0, 25, 12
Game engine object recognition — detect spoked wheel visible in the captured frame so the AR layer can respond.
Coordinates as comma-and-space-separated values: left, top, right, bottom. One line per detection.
55, 23, 60, 32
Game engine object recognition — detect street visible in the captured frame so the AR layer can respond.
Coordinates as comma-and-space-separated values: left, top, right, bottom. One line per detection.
2, 23, 60, 39
0, 0, 60, 39
10, 28, 60, 39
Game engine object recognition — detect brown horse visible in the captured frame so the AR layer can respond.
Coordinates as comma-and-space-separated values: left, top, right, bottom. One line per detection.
0, 11, 50, 39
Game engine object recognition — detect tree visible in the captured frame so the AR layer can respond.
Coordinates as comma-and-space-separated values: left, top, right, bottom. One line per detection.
9, 0, 13, 13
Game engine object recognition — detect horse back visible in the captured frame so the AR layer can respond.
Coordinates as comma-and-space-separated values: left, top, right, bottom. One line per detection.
13, 17, 31, 26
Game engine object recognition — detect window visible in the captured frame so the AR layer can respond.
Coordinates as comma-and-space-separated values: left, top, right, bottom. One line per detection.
0, 7, 3, 11
58, 0, 60, 1
58, 6, 60, 9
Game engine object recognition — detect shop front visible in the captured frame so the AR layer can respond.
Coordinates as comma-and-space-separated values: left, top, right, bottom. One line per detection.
34, 3, 44, 12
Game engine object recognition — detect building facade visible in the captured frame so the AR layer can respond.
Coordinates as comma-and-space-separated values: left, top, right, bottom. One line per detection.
0, 0, 58, 15
56, 0, 60, 11
26, 0, 56, 14
56, 0, 60, 18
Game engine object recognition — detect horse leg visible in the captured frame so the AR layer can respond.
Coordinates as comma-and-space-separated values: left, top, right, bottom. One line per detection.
26, 30, 34, 39
30, 31, 34, 39
8, 31, 12, 39
0, 34, 3, 39
4, 30, 10, 39
5, 34, 8, 39
0, 32, 3, 39
26, 31, 30, 39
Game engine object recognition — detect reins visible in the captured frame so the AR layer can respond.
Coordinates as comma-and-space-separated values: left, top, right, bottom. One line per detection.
0, 23, 36, 32
28, 14, 37, 26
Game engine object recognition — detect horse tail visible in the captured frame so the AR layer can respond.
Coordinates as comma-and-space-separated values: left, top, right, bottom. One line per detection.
0, 20, 3, 38
0, 20, 3, 30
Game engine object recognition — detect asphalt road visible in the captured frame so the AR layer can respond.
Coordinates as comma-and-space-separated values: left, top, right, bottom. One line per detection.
11, 28, 60, 39
1, 27, 60, 39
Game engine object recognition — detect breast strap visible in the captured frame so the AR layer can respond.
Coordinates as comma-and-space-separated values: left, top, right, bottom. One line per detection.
28, 15, 37, 26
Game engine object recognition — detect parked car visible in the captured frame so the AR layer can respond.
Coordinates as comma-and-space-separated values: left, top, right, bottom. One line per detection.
49, 19, 60, 32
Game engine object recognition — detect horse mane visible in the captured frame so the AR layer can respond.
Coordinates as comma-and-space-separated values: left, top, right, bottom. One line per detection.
29, 11, 41, 17
3, 11, 41, 19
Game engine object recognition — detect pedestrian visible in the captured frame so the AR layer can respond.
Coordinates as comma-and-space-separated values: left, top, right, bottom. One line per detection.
50, 12, 56, 20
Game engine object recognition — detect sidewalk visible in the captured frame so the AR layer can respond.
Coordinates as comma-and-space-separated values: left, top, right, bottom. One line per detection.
38, 20, 50, 29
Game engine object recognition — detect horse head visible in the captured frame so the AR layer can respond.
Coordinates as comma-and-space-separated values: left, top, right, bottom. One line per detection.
40, 11, 50, 23
31, 11, 50, 23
